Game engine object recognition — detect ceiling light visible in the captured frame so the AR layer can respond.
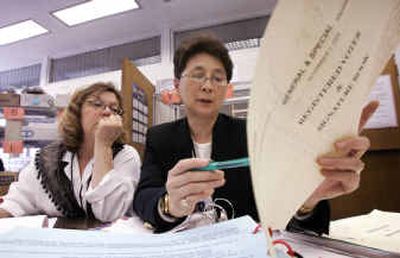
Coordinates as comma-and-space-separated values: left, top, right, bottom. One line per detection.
0, 20, 48, 46
52, 0, 139, 26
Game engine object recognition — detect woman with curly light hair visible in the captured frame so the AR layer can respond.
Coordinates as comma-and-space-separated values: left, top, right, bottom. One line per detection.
0, 82, 141, 222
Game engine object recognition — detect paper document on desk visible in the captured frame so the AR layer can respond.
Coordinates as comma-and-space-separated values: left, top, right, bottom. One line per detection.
101, 215, 152, 234
364, 75, 398, 129
247, 0, 400, 230
0, 216, 271, 258
331, 210, 400, 253
0, 215, 46, 232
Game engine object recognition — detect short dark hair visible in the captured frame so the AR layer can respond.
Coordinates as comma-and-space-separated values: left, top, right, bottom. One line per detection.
174, 33, 233, 82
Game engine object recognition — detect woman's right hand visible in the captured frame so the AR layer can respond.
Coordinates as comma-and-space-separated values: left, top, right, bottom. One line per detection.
94, 114, 123, 147
165, 158, 225, 218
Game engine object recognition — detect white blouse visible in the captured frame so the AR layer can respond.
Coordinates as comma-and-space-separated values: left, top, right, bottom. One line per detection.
0, 144, 141, 222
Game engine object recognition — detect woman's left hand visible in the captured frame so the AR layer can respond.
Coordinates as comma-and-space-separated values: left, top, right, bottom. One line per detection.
302, 101, 379, 210
94, 114, 123, 146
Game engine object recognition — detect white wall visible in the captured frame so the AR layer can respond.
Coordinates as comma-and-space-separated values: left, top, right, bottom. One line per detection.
230, 47, 259, 83
41, 63, 172, 98
41, 47, 260, 98
41, 70, 122, 97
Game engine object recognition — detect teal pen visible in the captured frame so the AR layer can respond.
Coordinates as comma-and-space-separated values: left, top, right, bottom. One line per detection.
196, 157, 249, 171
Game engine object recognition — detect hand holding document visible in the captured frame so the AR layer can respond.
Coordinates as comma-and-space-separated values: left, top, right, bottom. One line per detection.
248, 0, 400, 231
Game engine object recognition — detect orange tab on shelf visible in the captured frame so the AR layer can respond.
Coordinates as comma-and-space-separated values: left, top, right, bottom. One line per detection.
3, 140, 23, 154
3, 107, 25, 120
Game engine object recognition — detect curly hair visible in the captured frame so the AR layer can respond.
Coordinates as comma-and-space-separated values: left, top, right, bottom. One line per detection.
174, 33, 233, 82
58, 82, 126, 152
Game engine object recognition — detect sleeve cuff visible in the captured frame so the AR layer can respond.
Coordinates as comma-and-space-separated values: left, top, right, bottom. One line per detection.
294, 208, 315, 220
157, 196, 178, 223
85, 169, 132, 203
0, 201, 26, 217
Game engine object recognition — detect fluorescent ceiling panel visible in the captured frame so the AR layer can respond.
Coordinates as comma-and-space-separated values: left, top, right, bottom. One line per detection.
0, 20, 48, 46
52, 0, 139, 26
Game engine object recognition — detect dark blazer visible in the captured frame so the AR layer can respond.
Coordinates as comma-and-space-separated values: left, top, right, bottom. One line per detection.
134, 114, 330, 234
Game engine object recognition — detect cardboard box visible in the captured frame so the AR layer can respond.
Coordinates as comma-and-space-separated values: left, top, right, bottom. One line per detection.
0, 94, 20, 107
21, 122, 59, 141
20, 94, 55, 108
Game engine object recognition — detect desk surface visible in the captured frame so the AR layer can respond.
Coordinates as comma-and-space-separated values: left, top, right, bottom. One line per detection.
53, 217, 103, 230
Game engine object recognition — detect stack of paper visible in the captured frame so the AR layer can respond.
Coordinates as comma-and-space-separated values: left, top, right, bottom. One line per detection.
0, 216, 271, 258
101, 216, 152, 234
0, 215, 46, 233
330, 210, 400, 253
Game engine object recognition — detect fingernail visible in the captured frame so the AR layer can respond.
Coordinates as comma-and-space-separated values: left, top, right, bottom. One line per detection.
336, 141, 346, 149
317, 158, 333, 165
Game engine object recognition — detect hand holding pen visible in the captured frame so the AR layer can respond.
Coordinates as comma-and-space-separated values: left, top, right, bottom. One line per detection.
196, 157, 249, 171
163, 157, 250, 218
165, 158, 225, 218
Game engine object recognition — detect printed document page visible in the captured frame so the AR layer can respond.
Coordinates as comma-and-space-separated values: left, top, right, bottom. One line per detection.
101, 215, 152, 234
0, 215, 46, 232
248, 0, 400, 230
0, 216, 270, 258
331, 210, 400, 253
364, 75, 398, 129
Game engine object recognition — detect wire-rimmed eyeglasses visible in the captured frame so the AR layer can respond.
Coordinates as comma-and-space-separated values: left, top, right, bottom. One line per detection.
181, 72, 228, 87
85, 99, 124, 116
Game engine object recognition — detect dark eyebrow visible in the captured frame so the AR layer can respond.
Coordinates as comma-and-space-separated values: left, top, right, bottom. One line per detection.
90, 97, 119, 106
103, 100, 120, 106
190, 66, 206, 73
212, 69, 226, 76
190, 66, 226, 75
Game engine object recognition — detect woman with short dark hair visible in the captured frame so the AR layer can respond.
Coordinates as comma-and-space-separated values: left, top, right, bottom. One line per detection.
134, 34, 375, 234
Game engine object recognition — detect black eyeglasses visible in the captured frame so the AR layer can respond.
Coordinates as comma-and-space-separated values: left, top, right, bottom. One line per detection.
85, 99, 124, 116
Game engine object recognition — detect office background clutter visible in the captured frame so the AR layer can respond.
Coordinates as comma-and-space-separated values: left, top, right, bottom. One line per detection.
0, 0, 399, 221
